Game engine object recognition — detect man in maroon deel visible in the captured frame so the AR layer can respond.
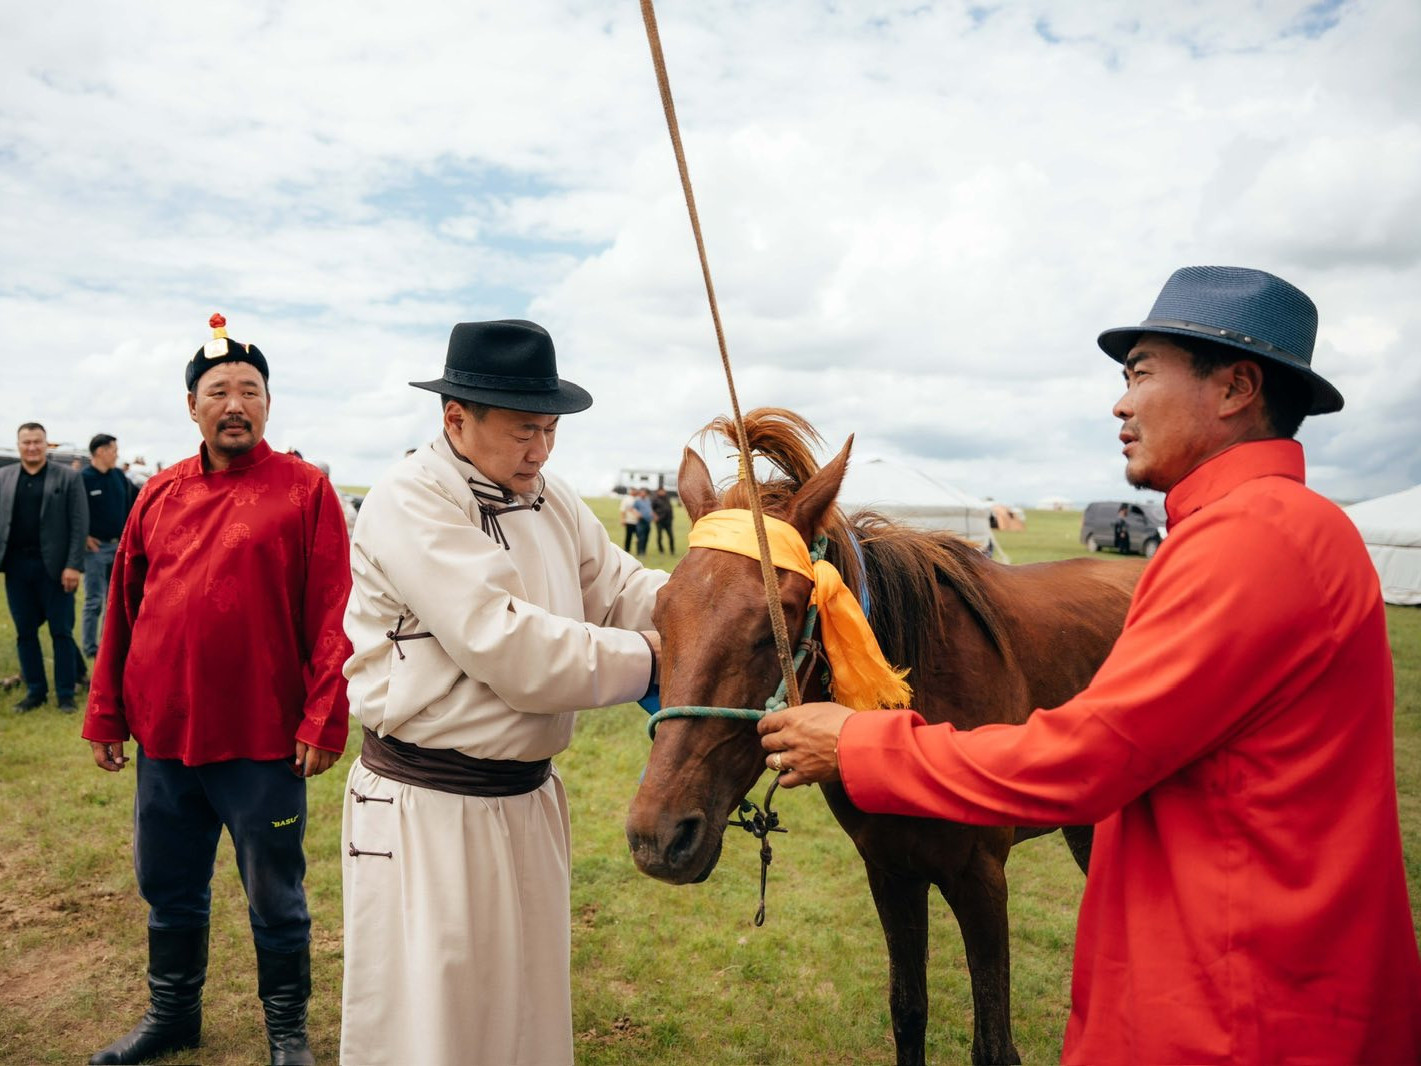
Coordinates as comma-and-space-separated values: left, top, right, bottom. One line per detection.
82, 314, 352, 1066
760, 267, 1421, 1063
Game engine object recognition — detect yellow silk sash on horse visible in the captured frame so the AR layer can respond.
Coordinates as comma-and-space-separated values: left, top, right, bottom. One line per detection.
688, 509, 912, 711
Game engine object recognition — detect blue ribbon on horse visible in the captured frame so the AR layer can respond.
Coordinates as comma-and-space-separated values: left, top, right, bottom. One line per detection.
848, 526, 872, 619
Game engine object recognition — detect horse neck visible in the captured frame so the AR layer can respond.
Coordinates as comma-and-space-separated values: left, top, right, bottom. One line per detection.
979, 556, 1142, 713
830, 522, 1030, 730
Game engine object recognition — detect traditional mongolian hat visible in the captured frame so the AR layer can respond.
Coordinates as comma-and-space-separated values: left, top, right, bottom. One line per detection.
186, 313, 269, 391
410, 320, 592, 415
1097, 265, 1343, 415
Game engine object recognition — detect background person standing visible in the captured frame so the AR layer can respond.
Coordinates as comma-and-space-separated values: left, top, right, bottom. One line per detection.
315, 460, 358, 537
651, 486, 675, 553
619, 488, 639, 552
82, 314, 352, 1066
80, 433, 135, 666
633, 486, 653, 556
0, 421, 87, 712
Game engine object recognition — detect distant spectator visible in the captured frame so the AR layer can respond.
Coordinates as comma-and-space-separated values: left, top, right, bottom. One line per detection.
127, 456, 154, 486
0, 422, 88, 712
1113, 504, 1130, 552
633, 488, 653, 557
651, 487, 675, 554
316, 461, 358, 537
619, 490, 639, 553
81, 434, 136, 667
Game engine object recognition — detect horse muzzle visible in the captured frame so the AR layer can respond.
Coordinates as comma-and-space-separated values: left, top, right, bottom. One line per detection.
625, 805, 725, 885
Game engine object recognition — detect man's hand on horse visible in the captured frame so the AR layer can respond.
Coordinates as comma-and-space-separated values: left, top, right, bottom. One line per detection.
758, 702, 855, 788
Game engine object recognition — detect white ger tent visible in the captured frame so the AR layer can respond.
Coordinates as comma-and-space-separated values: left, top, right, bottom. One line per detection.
836, 457, 994, 549
1345, 485, 1421, 606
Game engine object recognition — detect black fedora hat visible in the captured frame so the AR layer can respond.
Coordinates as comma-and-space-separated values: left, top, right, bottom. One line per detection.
410, 320, 592, 415
1097, 266, 1343, 415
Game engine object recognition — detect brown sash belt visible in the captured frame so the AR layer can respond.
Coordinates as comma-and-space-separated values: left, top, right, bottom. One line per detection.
359, 728, 552, 797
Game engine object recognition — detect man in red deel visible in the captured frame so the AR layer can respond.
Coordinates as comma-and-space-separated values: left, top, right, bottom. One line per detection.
82, 314, 352, 1066
760, 266, 1421, 1063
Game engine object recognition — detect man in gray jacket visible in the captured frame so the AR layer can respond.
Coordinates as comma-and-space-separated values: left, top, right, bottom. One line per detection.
0, 422, 88, 711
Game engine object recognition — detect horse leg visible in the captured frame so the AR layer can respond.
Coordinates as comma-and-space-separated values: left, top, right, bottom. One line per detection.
942, 842, 1020, 1065
1061, 824, 1093, 874
865, 864, 931, 1066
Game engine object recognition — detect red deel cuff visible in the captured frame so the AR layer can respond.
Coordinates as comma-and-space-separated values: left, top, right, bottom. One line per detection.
840, 708, 939, 815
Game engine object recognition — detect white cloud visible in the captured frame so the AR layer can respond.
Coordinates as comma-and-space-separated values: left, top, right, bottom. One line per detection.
3, 0, 1419, 510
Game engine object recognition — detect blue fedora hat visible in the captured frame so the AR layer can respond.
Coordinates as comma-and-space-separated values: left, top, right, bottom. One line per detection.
1097, 266, 1343, 415
410, 319, 592, 415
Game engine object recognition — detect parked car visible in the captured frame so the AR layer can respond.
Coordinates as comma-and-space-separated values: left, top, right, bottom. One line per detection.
1080, 500, 1167, 558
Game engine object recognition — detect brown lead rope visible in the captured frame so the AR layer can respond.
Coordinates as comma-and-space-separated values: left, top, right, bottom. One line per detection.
638, 0, 801, 709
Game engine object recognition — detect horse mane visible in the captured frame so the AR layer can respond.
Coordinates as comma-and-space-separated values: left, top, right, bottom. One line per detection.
698, 408, 1010, 677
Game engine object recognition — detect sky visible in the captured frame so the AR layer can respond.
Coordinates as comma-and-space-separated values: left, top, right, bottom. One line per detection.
3, 0, 1419, 508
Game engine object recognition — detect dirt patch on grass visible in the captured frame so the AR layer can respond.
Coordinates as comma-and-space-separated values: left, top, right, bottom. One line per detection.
0, 938, 97, 1008
0, 883, 126, 927
0, 895, 54, 933
0, 878, 131, 935
0, 877, 142, 1019
579, 1013, 646, 1046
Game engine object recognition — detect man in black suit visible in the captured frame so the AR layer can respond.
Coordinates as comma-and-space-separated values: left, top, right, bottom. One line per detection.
0, 422, 88, 712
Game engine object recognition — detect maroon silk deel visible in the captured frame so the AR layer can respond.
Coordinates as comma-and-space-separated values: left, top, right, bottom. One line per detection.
83, 440, 352, 764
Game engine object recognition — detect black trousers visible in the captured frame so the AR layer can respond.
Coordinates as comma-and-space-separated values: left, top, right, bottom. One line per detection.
134, 750, 311, 952
3, 555, 78, 700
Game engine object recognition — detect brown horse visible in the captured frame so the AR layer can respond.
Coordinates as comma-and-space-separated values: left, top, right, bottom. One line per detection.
625, 409, 1144, 1065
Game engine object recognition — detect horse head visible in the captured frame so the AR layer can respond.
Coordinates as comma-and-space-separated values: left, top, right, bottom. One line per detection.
625, 409, 853, 884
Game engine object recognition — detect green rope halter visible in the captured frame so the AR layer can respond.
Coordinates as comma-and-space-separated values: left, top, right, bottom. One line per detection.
645, 534, 829, 739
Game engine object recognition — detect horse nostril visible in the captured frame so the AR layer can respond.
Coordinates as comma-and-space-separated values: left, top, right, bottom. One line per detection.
666, 815, 703, 868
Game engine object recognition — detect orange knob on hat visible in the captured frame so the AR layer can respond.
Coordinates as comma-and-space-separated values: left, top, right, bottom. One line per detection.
210, 313, 228, 339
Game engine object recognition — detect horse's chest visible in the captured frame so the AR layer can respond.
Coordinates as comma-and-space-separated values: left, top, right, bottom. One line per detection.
821, 782, 1010, 878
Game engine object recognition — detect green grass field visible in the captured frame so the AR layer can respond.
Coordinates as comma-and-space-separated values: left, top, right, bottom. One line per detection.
0, 506, 1416, 1064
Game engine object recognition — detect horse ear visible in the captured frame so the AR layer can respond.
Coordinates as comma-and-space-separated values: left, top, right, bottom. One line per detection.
786, 434, 853, 543
678, 446, 719, 524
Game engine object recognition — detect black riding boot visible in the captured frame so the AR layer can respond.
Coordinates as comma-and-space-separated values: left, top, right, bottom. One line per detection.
256, 943, 315, 1066
89, 925, 207, 1065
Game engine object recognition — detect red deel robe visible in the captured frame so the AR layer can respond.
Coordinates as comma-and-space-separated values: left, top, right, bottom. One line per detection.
839, 440, 1421, 1064
83, 440, 352, 763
